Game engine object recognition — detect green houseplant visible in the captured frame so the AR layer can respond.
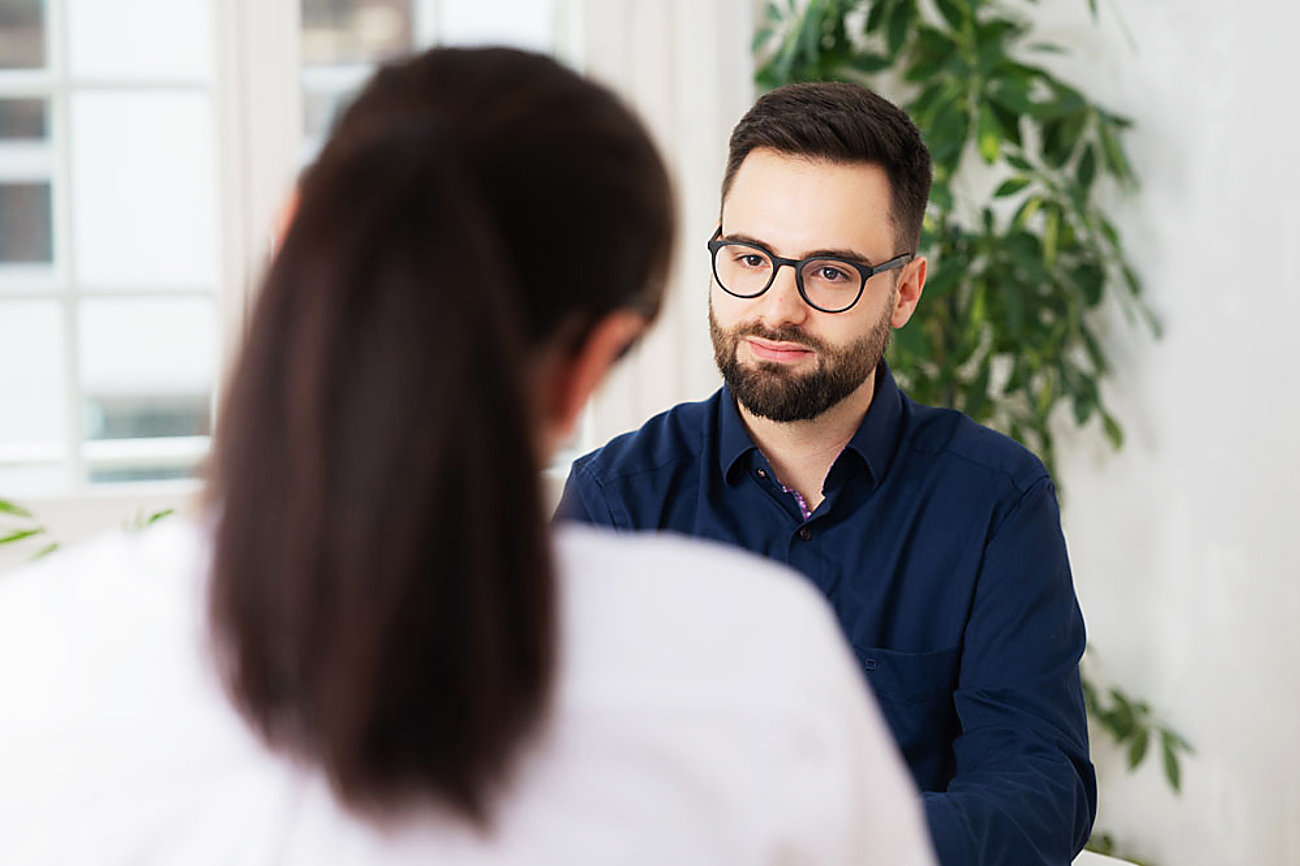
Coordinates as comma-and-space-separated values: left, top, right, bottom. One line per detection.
752, 0, 1186, 859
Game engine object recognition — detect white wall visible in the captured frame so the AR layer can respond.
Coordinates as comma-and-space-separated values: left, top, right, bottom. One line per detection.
1036, 2, 1300, 863
573, 0, 751, 447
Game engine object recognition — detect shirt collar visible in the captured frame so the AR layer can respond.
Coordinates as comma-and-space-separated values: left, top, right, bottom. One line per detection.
718, 360, 905, 489
840, 359, 903, 488
719, 383, 758, 484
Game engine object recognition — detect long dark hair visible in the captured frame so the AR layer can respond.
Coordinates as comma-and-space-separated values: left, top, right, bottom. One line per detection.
207, 47, 673, 823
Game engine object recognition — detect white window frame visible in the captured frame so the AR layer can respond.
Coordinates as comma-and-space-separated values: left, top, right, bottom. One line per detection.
0, 0, 302, 560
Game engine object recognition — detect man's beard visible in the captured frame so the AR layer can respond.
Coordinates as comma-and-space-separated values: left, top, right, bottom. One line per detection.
709, 297, 893, 423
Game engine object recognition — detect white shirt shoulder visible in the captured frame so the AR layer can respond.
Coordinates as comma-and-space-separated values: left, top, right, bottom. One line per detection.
0, 520, 935, 866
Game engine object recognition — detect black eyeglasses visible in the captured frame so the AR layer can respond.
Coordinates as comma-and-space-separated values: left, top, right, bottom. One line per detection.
707, 228, 913, 314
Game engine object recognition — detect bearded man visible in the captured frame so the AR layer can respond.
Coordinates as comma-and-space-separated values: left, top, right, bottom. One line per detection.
556, 81, 1096, 866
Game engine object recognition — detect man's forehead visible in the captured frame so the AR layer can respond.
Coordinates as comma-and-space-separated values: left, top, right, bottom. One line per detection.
721, 148, 897, 256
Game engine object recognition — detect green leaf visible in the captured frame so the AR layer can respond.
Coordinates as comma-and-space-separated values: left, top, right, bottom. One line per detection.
1043, 206, 1061, 267
1001, 277, 1025, 334
1165, 729, 1195, 753
1106, 688, 1137, 739
865, 0, 889, 34
977, 102, 1001, 164
923, 260, 964, 299
1072, 261, 1104, 306
1087, 833, 1116, 856
1073, 390, 1096, 425
1004, 153, 1033, 172
1041, 111, 1086, 167
1127, 727, 1150, 769
988, 100, 1023, 147
988, 74, 1035, 115
1162, 730, 1183, 792
797, 0, 826, 67
886, 0, 913, 58
0, 528, 42, 546
1122, 262, 1143, 296
930, 179, 955, 211
965, 357, 994, 421
993, 177, 1031, 198
844, 52, 892, 75
1077, 143, 1097, 192
892, 317, 932, 358
1098, 120, 1133, 182
0, 498, 33, 518
30, 542, 60, 561
927, 97, 971, 171
935, 0, 965, 31
1005, 230, 1044, 276
1102, 413, 1123, 448
1008, 193, 1040, 228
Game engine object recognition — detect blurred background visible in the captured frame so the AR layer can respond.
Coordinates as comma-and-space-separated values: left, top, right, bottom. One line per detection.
0, 1, 1295, 863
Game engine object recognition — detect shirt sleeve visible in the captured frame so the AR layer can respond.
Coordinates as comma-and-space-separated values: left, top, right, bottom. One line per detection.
553, 462, 605, 526
922, 476, 1097, 865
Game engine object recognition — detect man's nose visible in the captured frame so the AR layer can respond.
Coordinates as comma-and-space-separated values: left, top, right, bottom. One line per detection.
754, 263, 808, 328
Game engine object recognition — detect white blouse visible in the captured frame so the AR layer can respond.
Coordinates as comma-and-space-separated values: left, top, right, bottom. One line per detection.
0, 519, 935, 866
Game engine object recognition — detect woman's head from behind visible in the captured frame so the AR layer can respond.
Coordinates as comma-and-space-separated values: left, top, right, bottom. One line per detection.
209, 47, 673, 823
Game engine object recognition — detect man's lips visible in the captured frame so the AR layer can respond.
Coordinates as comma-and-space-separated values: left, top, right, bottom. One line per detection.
744, 336, 814, 363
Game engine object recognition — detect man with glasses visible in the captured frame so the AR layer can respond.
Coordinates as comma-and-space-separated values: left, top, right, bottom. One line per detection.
557, 82, 1095, 865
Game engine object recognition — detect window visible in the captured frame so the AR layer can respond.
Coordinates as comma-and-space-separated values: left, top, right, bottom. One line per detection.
0, 0, 565, 500
0, 0, 755, 557
0, 0, 219, 496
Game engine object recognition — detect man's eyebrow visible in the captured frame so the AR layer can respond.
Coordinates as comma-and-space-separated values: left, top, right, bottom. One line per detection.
721, 232, 875, 265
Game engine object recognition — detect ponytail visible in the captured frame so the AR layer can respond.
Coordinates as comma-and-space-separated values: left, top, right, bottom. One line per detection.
208, 116, 554, 821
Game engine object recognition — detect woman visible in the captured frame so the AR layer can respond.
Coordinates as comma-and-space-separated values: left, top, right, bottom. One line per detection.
0, 47, 934, 865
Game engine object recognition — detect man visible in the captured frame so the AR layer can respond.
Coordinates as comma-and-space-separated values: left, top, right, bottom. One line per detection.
556, 81, 1096, 865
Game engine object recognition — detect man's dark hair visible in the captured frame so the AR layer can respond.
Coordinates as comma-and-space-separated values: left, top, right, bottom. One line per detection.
722, 81, 932, 251
208, 47, 673, 824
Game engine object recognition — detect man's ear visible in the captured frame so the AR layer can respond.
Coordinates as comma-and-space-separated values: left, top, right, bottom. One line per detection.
545, 310, 647, 441
890, 255, 927, 329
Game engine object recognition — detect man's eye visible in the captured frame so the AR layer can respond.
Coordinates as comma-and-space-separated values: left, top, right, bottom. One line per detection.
736, 253, 767, 268
817, 265, 851, 282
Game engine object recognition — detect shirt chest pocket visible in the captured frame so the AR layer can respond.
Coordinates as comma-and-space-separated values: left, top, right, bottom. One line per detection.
851, 643, 961, 782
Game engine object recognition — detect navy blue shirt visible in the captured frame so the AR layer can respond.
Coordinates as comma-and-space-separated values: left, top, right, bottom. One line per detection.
556, 363, 1096, 866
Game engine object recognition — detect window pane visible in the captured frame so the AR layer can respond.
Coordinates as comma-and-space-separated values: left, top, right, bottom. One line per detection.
89, 464, 197, 484
67, 0, 213, 81
0, 181, 51, 263
70, 91, 217, 289
0, 98, 47, 140
0, 299, 67, 450
302, 0, 413, 65
438, 0, 554, 52
78, 297, 216, 442
301, 64, 370, 140
0, 461, 70, 497
0, 0, 44, 70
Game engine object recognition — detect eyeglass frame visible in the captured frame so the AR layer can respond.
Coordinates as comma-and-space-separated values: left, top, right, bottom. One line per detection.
707, 227, 915, 314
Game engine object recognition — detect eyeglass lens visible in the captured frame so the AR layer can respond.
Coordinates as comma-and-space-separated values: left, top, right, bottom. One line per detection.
713, 244, 863, 311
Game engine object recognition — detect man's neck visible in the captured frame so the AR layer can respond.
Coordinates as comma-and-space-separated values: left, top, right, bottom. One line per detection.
737, 368, 878, 513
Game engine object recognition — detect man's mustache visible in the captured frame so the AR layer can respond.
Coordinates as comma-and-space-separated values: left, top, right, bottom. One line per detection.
733, 323, 826, 354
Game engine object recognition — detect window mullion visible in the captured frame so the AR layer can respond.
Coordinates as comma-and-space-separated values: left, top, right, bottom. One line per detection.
44, 0, 86, 492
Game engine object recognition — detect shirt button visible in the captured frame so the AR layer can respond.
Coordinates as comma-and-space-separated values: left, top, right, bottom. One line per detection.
755, 468, 767, 479
798, 527, 812, 541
